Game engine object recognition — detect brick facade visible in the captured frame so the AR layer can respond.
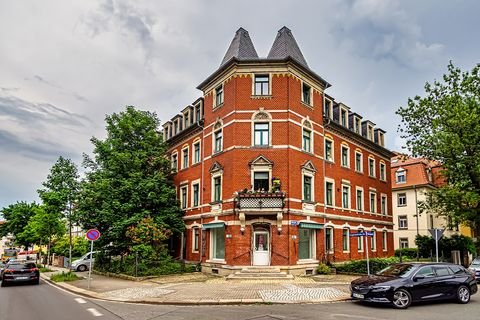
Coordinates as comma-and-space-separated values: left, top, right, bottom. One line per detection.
163, 27, 394, 275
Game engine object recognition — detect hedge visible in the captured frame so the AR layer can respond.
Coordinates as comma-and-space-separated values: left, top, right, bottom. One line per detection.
335, 257, 400, 274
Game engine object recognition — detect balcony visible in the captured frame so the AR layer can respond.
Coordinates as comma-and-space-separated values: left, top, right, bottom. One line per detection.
236, 191, 285, 210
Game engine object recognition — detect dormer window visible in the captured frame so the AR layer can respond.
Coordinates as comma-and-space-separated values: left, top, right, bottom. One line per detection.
396, 168, 406, 183
195, 103, 202, 122
215, 84, 224, 107
324, 99, 333, 119
354, 117, 361, 134
184, 112, 190, 128
341, 109, 348, 128
367, 125, 374, 141
302, 82, 312, 105
378, 132, 385, 146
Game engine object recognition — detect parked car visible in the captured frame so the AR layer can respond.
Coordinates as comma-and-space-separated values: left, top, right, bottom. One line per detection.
468, 258, 480, 282
350, 262, 478, 309
1, 261, 40, 287
70, 251, 98, 272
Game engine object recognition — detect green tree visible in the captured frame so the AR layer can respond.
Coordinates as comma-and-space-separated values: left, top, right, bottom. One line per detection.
397, 63, 480, 235
0, 201, 39, 248
38, 156, 79, 266
76, 106, 184, 254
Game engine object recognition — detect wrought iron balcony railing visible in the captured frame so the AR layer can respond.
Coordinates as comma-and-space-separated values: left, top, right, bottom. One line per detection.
236, 191, 285, 210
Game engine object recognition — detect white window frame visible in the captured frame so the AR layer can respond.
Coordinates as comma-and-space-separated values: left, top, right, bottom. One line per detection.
370, 191, 377, 213
193, 140, 201, 165
253, 122, 270, 146
396, 169, 406, 183
181, 146, 189, 169
342, 184, 350, 209
368, 157, 376, 177
381, 194, 387, 215
357, 228, 364, 252
253, 74, 271, 96
180, 185, 188, 209
342, 228, 350, 252
192, 227, 200, 253
213, 125, 223, 154
325, 227, 334, 254
341, 144, 350, 168
210, 226, 226, 261
382, 230, 388, 251
325, 178, 335, 207
371, 230, 376, 251
324, 99, 333, 119
211, 172, 223, 203
171, 152, 178, 171
355, 151, 363, 173
302, 172, 315, 202
399, 238, 409, 249
214, 84, 224, 108
397, 193, 407, 206
356, 186, 364, 212
379, 162, 386, 181
340, 107, 349, 128
302, 127, 312, 153
191, 179, 201, 208
324, 138, 334, 162
301, 81, 312, 106
298, 227, 316, 261
251, 110, 272, 147
398, 215, 408, 229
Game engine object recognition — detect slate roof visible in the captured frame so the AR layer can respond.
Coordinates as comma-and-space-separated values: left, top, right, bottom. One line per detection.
267, 26, 308, 68
220, 27, 259, 66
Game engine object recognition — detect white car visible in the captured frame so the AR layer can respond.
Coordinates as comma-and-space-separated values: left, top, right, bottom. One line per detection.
70, 251, 98, 272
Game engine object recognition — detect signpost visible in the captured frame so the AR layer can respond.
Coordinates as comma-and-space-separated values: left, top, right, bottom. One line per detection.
350, 232, 374, 275
85, 229, 100, 289
428, 228, 444, 262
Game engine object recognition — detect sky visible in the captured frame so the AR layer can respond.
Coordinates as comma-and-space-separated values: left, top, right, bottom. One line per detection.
0, 0, 479, 210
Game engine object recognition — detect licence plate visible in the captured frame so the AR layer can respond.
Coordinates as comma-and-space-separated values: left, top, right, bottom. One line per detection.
353, 293, 364, 299
16, 276, 29, 280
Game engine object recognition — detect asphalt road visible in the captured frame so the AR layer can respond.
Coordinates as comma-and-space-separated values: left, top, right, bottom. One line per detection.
1, 279, 480, 320
0, 279, 120, 320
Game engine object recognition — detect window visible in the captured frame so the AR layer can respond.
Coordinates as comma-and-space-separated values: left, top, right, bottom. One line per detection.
381, 195, 387, 215
254, 75, 269, 95
254, 123, 269, 146
356, 189, 363, 211
399, 238, 409, 249
195, 104, 201, 122
171, 153, 178, 171
182, 147, 189, 169
379, 163, 386, 181
371, 230, 376, 251
193, 142, 201, 164
254, 172, 269, 192
192, 228, 199, 252
298, 228, 314, 259
397, 193, 407, 206
303, 175, 312, 202
211, 227, 225, 259
382, 230, 387, 250
325, 181, 333, 206
367, 125, 374, 141
341, 145, 349, 167
184, 112, 190, 127
370, 192, 376, 213
341, 109, 347, 127
342, 185, 350, 209
324, 99, 332, 118
355, 152, 362, 172
180, 186, 188, 209
213, 176, 222, 202
302, 82, 311, 105
325, 139, 333, 161
396, 169, 406, 183
325, 227, 333, 253
368, 158, 375, 177
302, 128, 312, 153
342, 228, 350, 251
398, 215, 408, 229
357, 229, 364, 251
214, 129, 223, 153
354, 118, 361, 134
215, 84, 224, 107
192, 183, 200, 207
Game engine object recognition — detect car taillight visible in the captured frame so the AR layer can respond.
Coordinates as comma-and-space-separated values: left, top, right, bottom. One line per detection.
4, 269, 14, 273
29, 268, 39, 272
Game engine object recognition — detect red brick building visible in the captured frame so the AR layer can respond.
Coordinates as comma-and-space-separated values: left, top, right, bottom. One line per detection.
163, 27, 394, 275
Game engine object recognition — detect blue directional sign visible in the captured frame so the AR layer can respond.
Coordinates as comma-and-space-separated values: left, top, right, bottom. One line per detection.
350, 232, 374, 237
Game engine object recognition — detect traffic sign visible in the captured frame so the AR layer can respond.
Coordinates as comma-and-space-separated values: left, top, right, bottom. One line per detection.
429, 228, 444, 241
350, 232, 374, 237
86, 229, 101, 241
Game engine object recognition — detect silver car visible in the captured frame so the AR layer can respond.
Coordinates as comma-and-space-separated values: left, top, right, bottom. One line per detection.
70, 251, 97, 272
469, 258, 480, 282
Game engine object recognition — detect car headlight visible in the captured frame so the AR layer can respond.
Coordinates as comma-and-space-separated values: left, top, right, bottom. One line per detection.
370, 286, 391, 292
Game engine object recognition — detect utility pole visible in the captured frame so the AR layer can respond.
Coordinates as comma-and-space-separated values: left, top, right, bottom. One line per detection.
414, 185, 419, 261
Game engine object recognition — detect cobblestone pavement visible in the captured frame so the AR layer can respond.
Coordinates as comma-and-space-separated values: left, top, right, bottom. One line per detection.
259, 284, 349, 303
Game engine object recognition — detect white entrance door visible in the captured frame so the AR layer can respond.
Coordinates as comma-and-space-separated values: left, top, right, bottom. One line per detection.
253, 231, 269, 266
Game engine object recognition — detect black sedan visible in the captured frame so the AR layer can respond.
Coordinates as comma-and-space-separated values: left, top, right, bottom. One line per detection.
1, 261, 40, 287
350, 262, 478, 309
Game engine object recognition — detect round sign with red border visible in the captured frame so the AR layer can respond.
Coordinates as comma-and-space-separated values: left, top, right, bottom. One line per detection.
86, 229, 101, 241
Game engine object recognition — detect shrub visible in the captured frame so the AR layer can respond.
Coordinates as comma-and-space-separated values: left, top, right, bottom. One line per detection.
317, 263, 331, 274
395, 248, 418, 259
335, 257, 400, 275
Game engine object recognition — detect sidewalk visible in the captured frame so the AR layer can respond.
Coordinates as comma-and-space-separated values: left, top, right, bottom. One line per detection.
40, 267, 355, 305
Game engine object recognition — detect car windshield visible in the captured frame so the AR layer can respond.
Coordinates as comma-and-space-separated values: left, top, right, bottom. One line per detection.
471, 261, 480, 267
7, 263, 36, 270
376, 264, 416, 278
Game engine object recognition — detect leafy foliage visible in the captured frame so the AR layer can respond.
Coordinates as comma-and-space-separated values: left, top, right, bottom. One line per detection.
50, 271, 80, 282
397, 62, 480, 232
394, 248, 419, 259
75, 106, 184, 254
316, 263, 331, 274
335, 257, 400, 275
415, 234, 476, 259
51, 235, 89, 257
0, 202, 39, 248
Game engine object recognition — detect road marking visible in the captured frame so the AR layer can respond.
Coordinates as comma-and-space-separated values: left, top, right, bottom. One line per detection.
75, 298, 87, 304
87, 308, 103, 317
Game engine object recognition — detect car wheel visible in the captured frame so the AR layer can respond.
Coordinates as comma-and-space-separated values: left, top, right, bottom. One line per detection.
1, 281, 7, 288
34, 279, 40, 285
457, 285, 470, 304
77, 265, 87, 272
392, 289, 412, 309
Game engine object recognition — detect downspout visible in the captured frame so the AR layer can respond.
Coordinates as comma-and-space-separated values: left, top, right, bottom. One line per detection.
322, 95, 328, 262
199, 114, 205, 264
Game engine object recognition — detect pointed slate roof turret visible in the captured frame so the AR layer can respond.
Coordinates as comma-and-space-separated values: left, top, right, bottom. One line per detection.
220, 27, 259, 66
267, 26, 308, 68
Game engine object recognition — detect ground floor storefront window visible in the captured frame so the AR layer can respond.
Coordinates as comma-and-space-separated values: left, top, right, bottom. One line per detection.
211, 227, 225, 259
298, 228, 314, 260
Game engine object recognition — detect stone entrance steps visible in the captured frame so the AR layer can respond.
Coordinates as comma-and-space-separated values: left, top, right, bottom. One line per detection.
226, 266, 294, 280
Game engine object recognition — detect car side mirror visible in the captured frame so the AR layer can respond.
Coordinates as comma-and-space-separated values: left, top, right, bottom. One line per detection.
413, 275, 425, 281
